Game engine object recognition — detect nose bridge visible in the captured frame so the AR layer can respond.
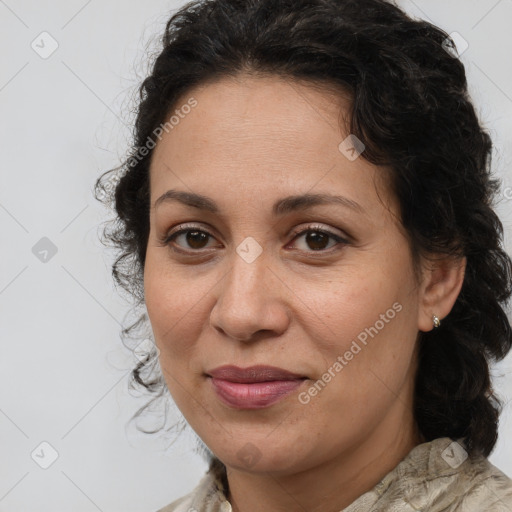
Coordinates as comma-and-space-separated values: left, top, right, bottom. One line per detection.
210, 238, 289, 341
223, 240, 271, 314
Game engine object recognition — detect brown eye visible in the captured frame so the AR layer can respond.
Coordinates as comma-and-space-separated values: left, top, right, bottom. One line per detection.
164, 226, 217, 252
303, 231, 330, 250
183, 230, 210, 249
289, 225, 349, 253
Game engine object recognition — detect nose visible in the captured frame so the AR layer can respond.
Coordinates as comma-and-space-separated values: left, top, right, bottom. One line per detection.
209, 245, 291, 343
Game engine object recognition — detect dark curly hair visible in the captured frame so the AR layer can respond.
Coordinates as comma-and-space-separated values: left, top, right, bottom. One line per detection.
96, 0, 512, 458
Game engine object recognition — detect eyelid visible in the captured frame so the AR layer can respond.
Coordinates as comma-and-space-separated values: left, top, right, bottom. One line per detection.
161, 221, 351, 255
160, 222, 218, 246
288, 223, 349, 242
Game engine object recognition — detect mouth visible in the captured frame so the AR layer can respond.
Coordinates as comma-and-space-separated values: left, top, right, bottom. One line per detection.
206, 365, 308, 409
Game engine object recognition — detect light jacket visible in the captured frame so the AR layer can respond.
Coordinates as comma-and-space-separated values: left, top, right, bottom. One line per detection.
157, 437, 512, 511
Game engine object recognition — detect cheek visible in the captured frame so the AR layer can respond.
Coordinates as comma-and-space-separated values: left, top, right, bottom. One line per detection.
144, 252, 185, 348
303, 253, 419, 401
309, 260, 417, 350
143, 250, 215, 362
143, 257, 208, 410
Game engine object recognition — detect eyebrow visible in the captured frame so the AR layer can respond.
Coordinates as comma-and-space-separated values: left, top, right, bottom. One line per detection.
154, 189, 366, 215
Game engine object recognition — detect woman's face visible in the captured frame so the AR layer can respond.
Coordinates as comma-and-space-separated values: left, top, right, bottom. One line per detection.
144, 74, 425, 474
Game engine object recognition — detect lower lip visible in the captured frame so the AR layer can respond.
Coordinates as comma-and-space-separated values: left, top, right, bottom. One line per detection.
210, 378, 305, 409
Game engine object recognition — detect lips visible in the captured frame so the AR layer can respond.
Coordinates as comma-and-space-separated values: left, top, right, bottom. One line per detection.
208, 365, 305, 382
207, 365, 307, 409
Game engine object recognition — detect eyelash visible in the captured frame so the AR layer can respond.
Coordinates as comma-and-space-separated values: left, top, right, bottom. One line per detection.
161, 223, 350, 255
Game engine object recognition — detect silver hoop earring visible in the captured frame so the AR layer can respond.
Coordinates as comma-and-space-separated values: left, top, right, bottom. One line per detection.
433, 314, 441, 328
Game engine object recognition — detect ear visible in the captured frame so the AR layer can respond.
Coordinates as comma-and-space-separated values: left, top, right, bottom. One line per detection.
417, 254, 466, 332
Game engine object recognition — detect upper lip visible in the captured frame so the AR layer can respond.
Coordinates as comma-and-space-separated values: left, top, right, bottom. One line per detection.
207, 365, 306, 383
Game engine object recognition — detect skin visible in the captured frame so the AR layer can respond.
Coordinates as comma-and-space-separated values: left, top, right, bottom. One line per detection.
144, 74, 466, 512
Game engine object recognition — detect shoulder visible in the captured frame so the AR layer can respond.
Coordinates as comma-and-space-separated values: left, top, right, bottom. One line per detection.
343, 437, 512, 512
450, 455, 512, 510
402, 438, 512, 511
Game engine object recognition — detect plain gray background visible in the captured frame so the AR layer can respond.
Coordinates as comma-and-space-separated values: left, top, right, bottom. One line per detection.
1, 0, 511, 511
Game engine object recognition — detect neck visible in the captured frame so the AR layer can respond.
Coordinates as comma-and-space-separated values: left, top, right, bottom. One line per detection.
225, 398, 425, 512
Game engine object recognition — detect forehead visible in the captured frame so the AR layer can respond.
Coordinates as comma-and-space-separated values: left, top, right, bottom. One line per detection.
156, 73, 351, 158
148, 74, 396, 218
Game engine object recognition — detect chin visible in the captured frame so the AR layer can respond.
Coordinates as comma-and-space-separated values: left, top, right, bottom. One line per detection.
210, 437, 312, 474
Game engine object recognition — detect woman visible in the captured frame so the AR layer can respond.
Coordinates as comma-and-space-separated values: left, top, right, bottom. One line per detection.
97, 0, 512, 510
